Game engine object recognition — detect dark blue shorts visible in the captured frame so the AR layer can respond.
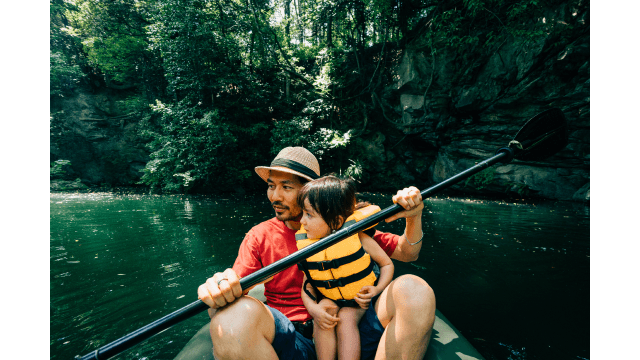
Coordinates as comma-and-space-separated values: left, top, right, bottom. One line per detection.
269, 296, 385, 360
269, 306, 317, 360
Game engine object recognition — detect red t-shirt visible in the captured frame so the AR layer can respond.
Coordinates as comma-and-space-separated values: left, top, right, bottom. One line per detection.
233, 217, 399, 322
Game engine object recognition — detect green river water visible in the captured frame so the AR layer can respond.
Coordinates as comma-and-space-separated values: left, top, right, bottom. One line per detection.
50, 191, 589, 360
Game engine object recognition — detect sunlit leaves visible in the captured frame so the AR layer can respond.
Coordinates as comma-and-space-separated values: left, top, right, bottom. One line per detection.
139, 102, 242, 193
82, 35, 147, 82
270, 116, 352, 160
50, 51, 84, 96
51, 159, 74, 180
344, 159, 363, 181
313, 63, 333, 94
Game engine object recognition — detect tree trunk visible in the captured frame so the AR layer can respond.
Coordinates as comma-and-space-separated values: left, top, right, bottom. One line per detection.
360, 2, 366, 48
297, 0, 304, 46
285, 74, 290, 101
249, 31, 254, 73
327, 14, 333, 47
285, 0, 291, 41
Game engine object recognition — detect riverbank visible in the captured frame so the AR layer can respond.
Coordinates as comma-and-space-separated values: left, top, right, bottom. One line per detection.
50, 182, 589, 210
50, 180, 148, 195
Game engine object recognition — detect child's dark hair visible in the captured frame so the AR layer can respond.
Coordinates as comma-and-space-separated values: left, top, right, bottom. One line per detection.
297, 175, 357, 231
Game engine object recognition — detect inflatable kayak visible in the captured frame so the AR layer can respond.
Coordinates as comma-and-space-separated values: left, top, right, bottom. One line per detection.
174, 285, 485, 360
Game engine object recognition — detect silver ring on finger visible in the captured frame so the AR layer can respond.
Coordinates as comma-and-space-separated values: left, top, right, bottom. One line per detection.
217, 277, 228, 286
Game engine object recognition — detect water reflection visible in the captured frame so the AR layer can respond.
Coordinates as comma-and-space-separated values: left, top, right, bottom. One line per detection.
50, 192, 588, 360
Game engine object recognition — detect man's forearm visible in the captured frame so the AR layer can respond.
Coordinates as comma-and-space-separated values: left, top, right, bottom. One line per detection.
391, 214, 423, 262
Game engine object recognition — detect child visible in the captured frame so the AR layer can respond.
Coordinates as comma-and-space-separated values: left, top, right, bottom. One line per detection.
296, 176, 394, 360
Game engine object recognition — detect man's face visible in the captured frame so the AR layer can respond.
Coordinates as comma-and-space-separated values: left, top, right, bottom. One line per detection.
267, 170, 304, 222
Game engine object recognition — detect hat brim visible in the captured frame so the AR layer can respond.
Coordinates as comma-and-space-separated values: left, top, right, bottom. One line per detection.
255, 166, 316, 183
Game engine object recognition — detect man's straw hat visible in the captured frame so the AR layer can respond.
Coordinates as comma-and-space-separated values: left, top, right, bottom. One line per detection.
255, 147, 320, 182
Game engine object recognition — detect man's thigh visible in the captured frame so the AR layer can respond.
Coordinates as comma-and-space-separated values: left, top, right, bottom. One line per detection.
211, 298, 316, 360
178, 296, 277, 360
359, 276, 414, 360
372, 278, 396, 328
364, 275, 435, 360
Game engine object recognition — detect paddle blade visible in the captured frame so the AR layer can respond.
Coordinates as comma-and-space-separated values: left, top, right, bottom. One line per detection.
511, 108, 568, 161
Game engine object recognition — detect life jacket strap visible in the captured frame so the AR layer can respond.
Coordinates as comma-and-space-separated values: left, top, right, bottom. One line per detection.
334, 299, 359, 308
297, 261, 319, 302
307, 261, 374, 290
302, 279, 318, 302
304, 248, 366, 271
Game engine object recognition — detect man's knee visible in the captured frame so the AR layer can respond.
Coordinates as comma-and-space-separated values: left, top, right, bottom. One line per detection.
392, 275, 436, 314
209, 297, 273, 357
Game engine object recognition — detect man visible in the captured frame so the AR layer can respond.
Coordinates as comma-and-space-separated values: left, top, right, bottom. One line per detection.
198, 147, 436, 360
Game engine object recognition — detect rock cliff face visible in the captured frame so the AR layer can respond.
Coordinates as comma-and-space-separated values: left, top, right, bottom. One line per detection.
374, 6, 589, 201
50, 90, 149, 186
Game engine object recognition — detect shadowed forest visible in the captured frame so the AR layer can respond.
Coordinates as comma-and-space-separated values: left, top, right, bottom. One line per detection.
50, 0, 589, 199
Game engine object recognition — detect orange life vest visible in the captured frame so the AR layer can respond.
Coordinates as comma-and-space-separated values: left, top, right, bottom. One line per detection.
296, 205, 380, 307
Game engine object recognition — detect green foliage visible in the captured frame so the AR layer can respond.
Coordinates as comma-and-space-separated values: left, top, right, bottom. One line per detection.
139, 100, 244, 193
509, 182, 530, 197
464, 167, 496, 190
50, 0, 85, 95
420, 0, 560, 56
343, 159, 364, 182
269, 106, 356, 178
50, 0, 587, 194
82, 35, 147, 83
50, 160, 73, 180
270, 116, 352, 158
62, 0, 165, 97
114, 96, 149, 115
50, 51, 85, 96
270, 117, 313, 151
51, 178, 89, 191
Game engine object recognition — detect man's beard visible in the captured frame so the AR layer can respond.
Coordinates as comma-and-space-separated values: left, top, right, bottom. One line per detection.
275, 212, 300, 221
272, 202, 301, 221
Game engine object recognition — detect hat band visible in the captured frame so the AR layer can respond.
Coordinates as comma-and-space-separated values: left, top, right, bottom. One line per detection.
271, 158, 319, 180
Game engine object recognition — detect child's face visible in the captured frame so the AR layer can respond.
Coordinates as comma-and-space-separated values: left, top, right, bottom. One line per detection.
300, 198, 332, 239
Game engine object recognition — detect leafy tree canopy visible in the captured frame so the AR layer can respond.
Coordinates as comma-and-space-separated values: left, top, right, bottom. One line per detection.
50, 0, 589, 192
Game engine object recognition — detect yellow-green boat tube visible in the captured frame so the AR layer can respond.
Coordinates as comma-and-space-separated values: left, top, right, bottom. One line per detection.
174, 285, 485, 360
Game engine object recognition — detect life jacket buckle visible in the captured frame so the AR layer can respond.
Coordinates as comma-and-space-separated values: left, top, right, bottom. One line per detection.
318, 259, 338, 271
324, 278, 344, 289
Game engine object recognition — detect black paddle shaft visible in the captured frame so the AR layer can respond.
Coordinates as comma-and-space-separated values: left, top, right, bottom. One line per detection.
76, 108, 568, 360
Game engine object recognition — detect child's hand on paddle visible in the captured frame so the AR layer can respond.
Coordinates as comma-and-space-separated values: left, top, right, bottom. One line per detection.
309, 301, 340, 330
355, 285, 377, 309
